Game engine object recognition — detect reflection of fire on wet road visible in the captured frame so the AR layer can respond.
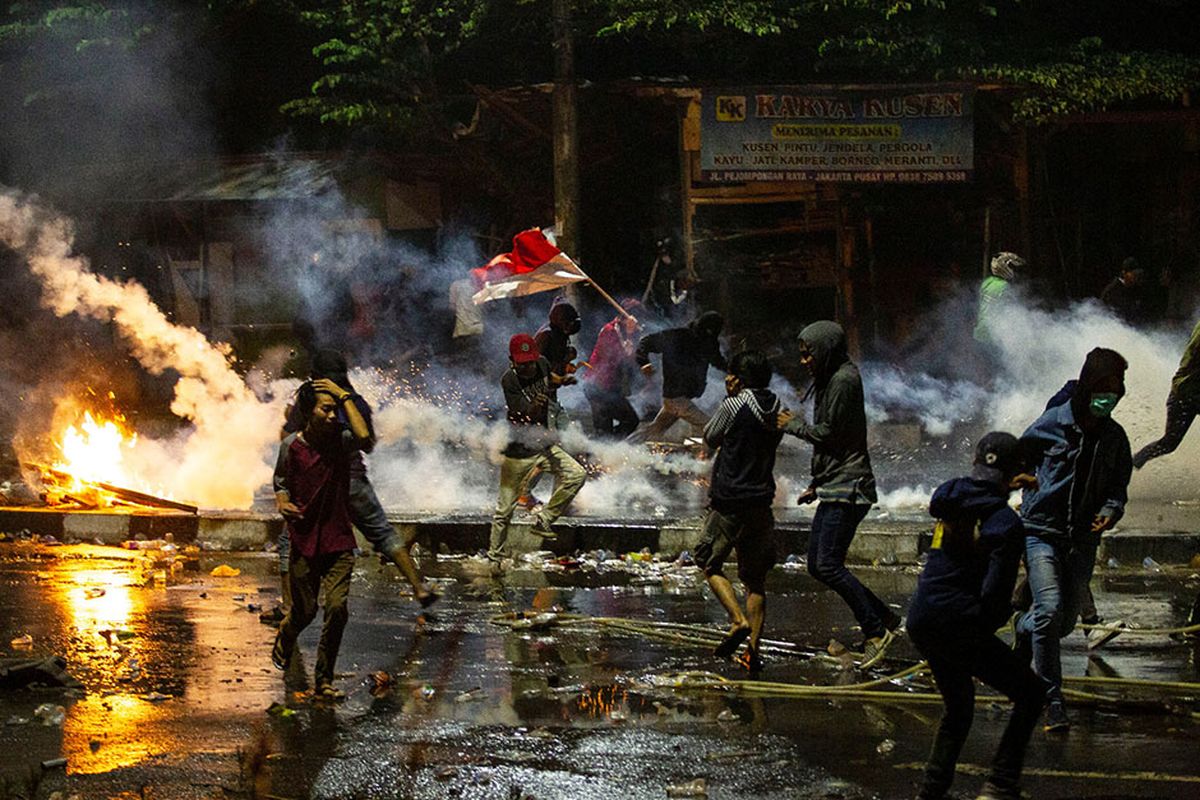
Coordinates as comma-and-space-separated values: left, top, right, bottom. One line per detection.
48, 561, 161, 774
575, 684, 630, 719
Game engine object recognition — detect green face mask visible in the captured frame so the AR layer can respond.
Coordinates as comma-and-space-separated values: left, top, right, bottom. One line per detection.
1089, 392, 1120, 418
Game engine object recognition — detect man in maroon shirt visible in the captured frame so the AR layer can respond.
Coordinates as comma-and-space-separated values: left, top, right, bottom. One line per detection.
271, 378, 371, 699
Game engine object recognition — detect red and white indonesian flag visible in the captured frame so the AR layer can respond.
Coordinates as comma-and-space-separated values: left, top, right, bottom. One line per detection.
471, 228, 588, 304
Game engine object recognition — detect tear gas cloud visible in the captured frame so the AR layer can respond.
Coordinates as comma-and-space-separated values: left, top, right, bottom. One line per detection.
0, 188, 285, 508
2, 180, 1195, 517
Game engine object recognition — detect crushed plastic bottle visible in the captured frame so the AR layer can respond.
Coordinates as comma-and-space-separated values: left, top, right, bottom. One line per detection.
876, 738, 896, 755
420, 684, 436, 700
33, 704, 65, 727
1142, 556, 1163, 573
1106, 557, 1121, 569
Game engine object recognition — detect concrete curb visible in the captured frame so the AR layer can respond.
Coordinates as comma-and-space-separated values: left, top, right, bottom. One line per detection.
3, 507, 1196, 565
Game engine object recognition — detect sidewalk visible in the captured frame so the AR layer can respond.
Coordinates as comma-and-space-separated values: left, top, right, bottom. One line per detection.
2, 506, 1197, 565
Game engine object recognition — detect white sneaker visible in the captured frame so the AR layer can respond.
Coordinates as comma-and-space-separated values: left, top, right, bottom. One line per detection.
1086, 619, 1127, 651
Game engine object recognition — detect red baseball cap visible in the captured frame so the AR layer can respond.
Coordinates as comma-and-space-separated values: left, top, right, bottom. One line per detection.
509, 333, 540, 363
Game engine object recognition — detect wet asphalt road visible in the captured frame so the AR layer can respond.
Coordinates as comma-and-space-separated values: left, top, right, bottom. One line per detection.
0, 542, 1197, 800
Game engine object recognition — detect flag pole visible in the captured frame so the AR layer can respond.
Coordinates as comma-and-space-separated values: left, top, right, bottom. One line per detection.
568, 257, 636, 321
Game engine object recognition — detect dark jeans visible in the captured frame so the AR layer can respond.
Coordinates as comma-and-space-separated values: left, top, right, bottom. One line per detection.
276, 550, 354, 687
585, 385, 640, 439
808, 501, 895, 639
1014, 534, 1098, 695
279, 475, 401, 570
1133, 395, 1199, 468
909, 625, 1047, 798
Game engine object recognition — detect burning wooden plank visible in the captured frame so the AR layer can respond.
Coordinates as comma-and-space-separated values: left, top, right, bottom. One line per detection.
25, 463, 198, 514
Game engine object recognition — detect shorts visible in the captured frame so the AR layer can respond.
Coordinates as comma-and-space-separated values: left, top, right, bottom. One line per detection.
693, 505, 776, 586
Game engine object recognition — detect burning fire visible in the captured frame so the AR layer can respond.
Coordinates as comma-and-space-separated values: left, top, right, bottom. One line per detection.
54, 411, 138, 490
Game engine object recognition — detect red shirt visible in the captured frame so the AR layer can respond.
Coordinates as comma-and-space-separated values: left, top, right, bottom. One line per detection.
587, 319, 637, 393
274, 431, 359, 558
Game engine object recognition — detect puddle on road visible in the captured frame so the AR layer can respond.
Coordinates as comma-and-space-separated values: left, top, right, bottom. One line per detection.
1, 542, 1198, 799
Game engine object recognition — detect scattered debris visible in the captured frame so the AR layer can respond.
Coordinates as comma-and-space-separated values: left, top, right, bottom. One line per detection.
368, 671, 395, 698
266, 702, 296, 719
665, 777, 708, 797
876, 738, 896, 755
716, 708, 738, 723
141, 692, 172, 703
33, 703, 66, 727
40, 757, 68, 770
0, 656, 82, 690
10, 634, 33, 649
210, 564, 240, 577
455, 687, 487, 703
1143, 556, 1163, 573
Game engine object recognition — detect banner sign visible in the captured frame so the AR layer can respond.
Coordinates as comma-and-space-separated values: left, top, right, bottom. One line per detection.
700, 84, 973, 183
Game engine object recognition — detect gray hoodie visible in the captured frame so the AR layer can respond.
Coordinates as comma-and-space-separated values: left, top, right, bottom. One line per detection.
784, 321, 877, 504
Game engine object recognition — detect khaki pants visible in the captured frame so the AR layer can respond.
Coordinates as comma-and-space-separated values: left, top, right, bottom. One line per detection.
625, 396, 709, 443
275, 551, 355, 687
489, 445, 586, 560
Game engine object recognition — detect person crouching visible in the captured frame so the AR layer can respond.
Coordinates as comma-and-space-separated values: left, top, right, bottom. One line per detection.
694, 350, 783, 672
907, 433, 1048, 800
271, 378, 372, 699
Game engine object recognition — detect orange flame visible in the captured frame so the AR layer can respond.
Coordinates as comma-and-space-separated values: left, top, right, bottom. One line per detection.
54, 411, 138, 491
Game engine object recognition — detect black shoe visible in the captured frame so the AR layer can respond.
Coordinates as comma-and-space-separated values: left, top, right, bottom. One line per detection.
1043, 698, 1069, 733
976, 780, 1023, 800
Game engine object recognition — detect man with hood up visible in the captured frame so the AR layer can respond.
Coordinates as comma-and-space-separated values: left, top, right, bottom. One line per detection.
908, 432, 1047, 800
778, 321, 900, 668
1013, 347, 1132, 733
694, 350, 784, 672
626, 311, 727, 443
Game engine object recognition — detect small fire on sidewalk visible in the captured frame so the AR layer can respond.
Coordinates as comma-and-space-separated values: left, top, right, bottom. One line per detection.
26, 409, 196, 514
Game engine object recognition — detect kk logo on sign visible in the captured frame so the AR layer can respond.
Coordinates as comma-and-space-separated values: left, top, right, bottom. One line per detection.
715, 96, 746, 122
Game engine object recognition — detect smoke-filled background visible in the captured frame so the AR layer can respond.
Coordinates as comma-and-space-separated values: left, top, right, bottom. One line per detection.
2, 176, 1197, 516
0, 3, 1196, 517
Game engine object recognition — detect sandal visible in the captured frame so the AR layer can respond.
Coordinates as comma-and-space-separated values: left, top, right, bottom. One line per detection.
314, 683, 345, 701
713, 625, 751, 659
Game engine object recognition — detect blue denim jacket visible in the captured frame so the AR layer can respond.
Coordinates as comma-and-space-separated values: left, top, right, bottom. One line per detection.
1019, 386, 1132, 542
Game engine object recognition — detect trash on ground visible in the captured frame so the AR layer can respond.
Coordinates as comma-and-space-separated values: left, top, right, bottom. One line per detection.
10, 634, 33, 649
665, 777, 708, 797
33, 703, 66, 727
368, 671, 395, 698
0, 656, 83, 690
876, 738, 896, 754
455, 687, 486, 703
210, 564, 240, 577
266, 702, 296, 718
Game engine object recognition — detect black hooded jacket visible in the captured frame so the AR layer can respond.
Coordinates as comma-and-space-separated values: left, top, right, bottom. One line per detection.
908, 476, 1024, 634
783, 321, 876, 503
635, 312, 727, 399
703, 388, 784, 510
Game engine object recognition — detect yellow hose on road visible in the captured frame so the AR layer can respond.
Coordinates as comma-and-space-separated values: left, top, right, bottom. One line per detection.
489, 611, 1200, 714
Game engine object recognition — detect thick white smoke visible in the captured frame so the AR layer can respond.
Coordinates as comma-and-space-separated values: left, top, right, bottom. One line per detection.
0, 188, 284, 508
